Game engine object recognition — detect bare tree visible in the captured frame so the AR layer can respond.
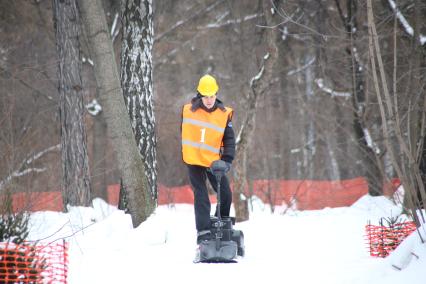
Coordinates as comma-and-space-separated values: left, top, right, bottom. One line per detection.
367, 0, 425, 227
232, 0, 279, 222
335, 0, 385, 196
121, 0, 157, 201
77, 0, 154, 227
53, 0, 91, 208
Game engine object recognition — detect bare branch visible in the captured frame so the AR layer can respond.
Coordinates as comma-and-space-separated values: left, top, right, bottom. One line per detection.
0, 66, 54, 101
0, 144, 60, 191
287, 56, 315, 76
204, 13, 262, 29
154, 0, 225, 42
272, 3, 331, 40
386, 0, 426, 45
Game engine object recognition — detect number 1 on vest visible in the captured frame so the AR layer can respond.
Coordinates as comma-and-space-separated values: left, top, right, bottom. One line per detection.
200, 128, 206, 143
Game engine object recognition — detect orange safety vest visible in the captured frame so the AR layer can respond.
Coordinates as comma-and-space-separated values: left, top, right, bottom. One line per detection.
181, 104, 233, 167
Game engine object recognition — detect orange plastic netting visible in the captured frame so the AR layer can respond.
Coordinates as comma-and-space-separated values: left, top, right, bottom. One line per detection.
0, 241, 68, 284
365, 221, 417, 257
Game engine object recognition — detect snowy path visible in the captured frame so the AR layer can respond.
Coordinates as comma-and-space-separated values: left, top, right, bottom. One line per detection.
69, 203, 383, 283
28, 196, 424, 284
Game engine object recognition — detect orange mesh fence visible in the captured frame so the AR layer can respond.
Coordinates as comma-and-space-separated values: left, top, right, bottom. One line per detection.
10, 192, 64, 212
251, 177, 370, 210
365, 221, 417, 257
4, 177, 401, 212
0, 241, 68, 284
154, 177, 372, 209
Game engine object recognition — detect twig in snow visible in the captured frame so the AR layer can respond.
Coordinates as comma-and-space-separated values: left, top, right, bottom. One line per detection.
411, 252, 419, 259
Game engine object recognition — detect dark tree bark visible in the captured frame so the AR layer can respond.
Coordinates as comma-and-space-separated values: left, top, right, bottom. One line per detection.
91, 101, 107, 200
121, 0, 157, 201
77, 0, 154, 227
232, 0, 279, 222
53, 0, 92, 208
367, 0, 426, 225
336, 0, 384, 195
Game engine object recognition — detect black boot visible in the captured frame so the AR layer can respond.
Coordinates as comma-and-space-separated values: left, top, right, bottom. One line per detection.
196, 230, 212, 244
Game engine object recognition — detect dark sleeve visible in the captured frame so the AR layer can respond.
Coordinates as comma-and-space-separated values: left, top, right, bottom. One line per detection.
221, 113, 235, 164
180, 106, 185, 163
180, 106, 184, 136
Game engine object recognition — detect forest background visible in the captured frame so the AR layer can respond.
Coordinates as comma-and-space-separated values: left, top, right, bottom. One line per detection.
0, 0, 425, 217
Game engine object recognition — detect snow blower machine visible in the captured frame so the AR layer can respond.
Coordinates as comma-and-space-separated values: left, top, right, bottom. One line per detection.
194, 160, 245, 263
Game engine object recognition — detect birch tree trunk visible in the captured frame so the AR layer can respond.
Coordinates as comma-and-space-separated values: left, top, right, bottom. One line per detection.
77, 0, 154, 227
53, 0, 91, 209
232, 0, 278, 222
121, 0, 157, 200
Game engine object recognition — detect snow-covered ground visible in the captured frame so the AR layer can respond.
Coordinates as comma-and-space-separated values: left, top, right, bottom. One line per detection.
27, 194, 425, 284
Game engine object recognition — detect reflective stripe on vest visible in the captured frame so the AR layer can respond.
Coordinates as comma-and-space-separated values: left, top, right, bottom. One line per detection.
182, 118, 225, 133
181, 104, 232, 167
182, 140, 220, 154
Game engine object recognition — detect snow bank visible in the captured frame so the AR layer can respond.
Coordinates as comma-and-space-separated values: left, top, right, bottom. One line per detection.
23, 194, 425, 284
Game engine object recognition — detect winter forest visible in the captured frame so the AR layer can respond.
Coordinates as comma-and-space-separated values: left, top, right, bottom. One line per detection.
1, 0, 426, 226
1, 0, 426, 282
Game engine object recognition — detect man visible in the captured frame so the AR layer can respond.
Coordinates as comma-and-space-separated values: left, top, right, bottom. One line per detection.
181, 74, 236, 244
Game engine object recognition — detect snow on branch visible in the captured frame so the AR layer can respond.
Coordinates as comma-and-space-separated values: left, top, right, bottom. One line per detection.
82, 56, 94, 66
111, 13, 119, 37
0, 144, 60, 191
111, 13, 120, 43
85, 99, 102, 116
235, 123, 244, 145
250, 65, 265, 88
363, 128, 381, 154
249, 52, 271, 92
204, 13, 262, 29
387, 0, 426, 45
315, 78, 351, 98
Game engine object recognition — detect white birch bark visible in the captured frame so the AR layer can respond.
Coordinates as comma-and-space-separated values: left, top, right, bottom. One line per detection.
121, 0, 157, 200
77, 0, 154, 227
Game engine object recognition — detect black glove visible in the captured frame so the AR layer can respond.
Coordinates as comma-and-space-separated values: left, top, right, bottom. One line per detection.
210, 160, 228, 176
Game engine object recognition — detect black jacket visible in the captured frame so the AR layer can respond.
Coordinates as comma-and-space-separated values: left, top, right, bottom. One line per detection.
190, 94, 236, 164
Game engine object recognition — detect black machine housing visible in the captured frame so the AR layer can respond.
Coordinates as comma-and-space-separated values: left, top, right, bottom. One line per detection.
196, 160, 245, 263
197, 216, 245, 262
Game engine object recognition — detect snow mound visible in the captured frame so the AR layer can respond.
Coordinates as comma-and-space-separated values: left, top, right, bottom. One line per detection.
350, 194, 402, 219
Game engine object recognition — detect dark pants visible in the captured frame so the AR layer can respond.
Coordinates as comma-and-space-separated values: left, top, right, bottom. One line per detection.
187, 164, 232, 232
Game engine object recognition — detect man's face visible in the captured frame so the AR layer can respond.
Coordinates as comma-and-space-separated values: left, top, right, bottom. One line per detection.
201, 95, 217, 109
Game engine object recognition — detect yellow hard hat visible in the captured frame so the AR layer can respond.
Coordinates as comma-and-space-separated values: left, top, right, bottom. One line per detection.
197, 74, 219, 97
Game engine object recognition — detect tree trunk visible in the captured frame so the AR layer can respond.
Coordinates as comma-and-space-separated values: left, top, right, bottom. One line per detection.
303, 52, 316, 179
336, 0, 384, 195
121, 0, 157, 201
367, 0, 426, 224
77, 0, 154, 227
232, 0, 278, 222
53, 0, 91, 209
91, 101, 107, 200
